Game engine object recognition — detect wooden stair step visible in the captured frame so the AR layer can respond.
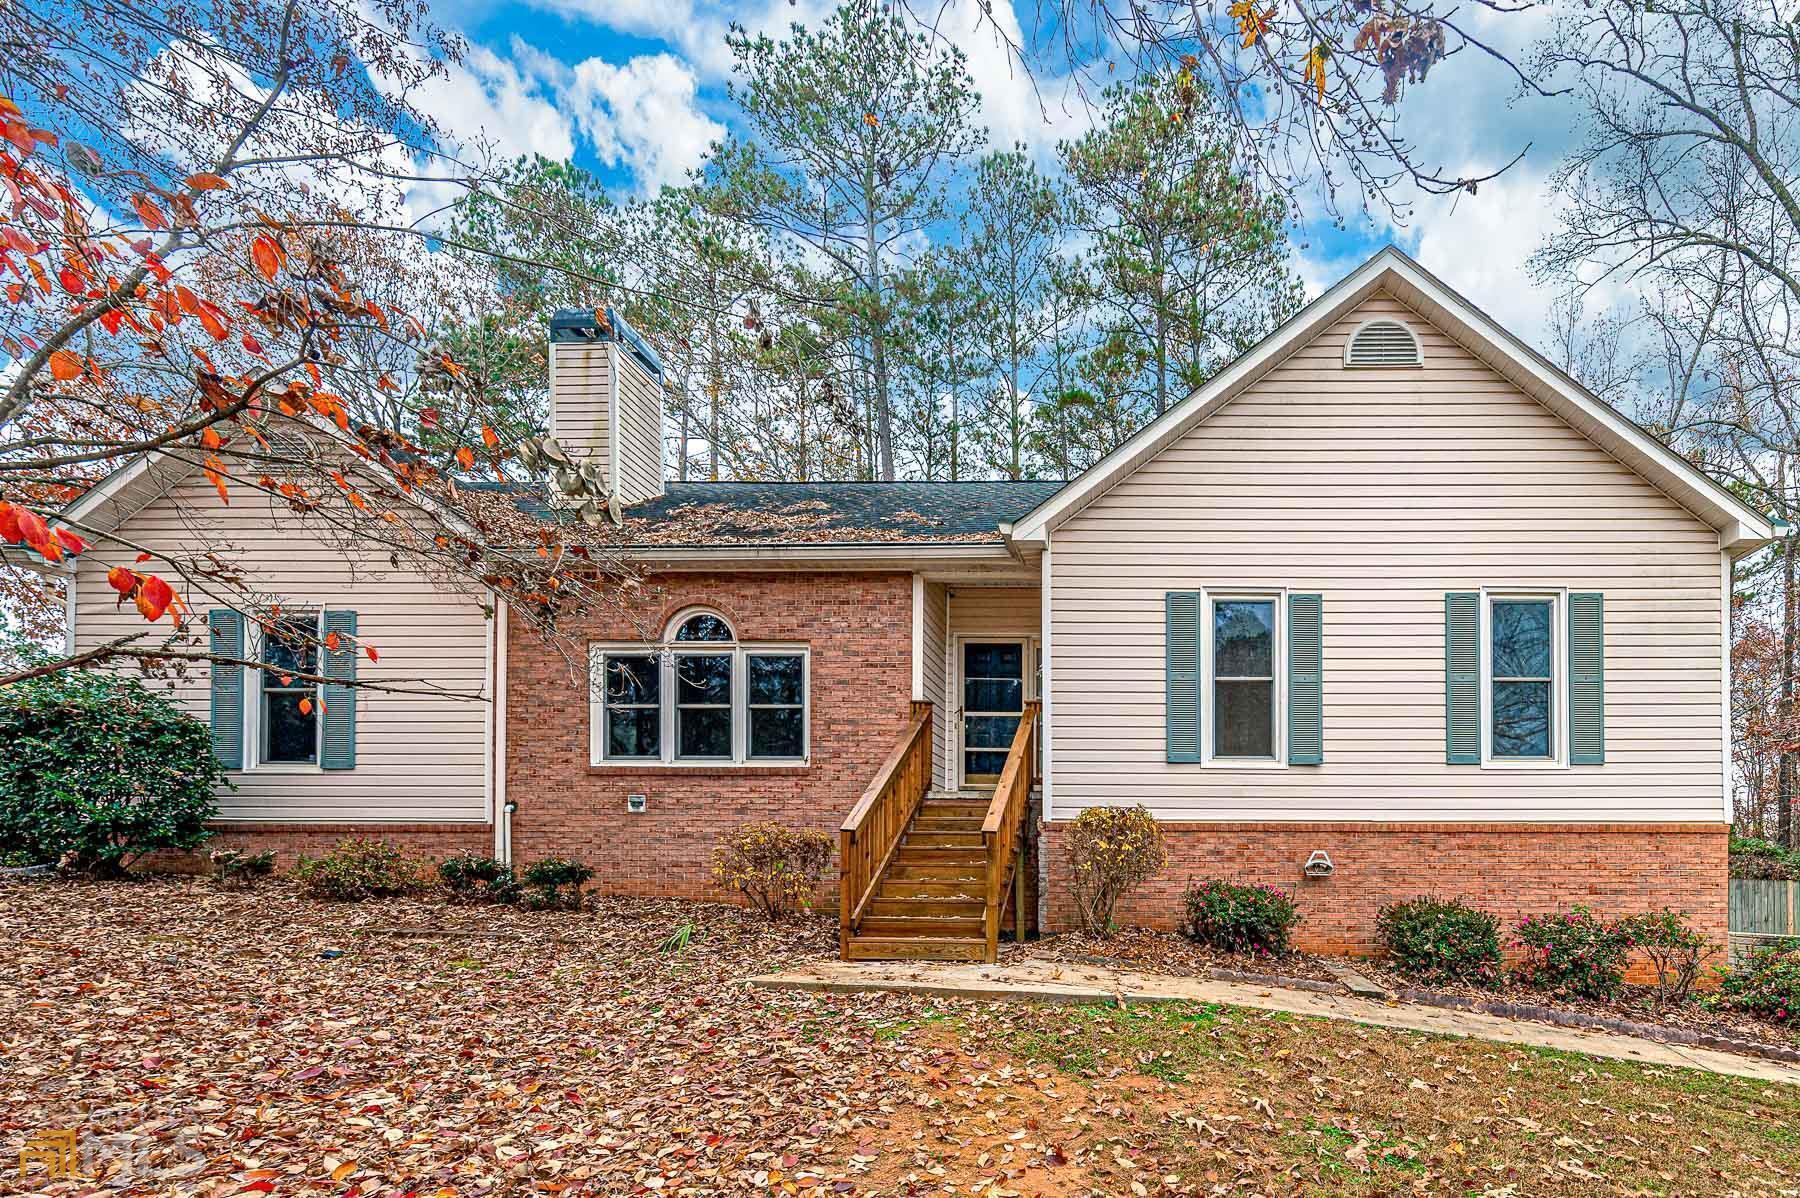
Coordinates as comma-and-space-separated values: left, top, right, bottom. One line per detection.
844, 936, 987, 962
876, 879, 983, 899
857, 914, 984, 937
911, 815, 985, 831
866, 896, 984, 918
904, 831, 985, 849
919, 801, 990, 818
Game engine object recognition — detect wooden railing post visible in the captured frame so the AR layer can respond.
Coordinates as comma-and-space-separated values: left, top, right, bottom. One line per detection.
980, 701, 1041, 965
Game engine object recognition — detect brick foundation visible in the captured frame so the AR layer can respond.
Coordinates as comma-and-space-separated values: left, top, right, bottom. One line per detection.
1039, 821, 1730, 973
506, 571, 914, 901
147, 823, 494, 874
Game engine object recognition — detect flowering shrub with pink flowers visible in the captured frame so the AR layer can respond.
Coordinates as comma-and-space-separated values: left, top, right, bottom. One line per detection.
1182, 879, 1300, 955
1512, 905, 1634, 999
1376, 896, 1503, 986
1715, 941, 1800, 1023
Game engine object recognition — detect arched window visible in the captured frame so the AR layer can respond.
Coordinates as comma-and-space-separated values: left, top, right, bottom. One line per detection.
672, 610, 734, 642
1344, 318, 1424, 367
591, 609, 808, 766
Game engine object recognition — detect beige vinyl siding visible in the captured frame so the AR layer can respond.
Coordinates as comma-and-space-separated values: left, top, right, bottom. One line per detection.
614, 349, 666, 504
920, 578, 950, 787
948, 586, 1041, 638
72, 470, 492, 823
549, 341, 611, 463
1048, 291, 1725, 823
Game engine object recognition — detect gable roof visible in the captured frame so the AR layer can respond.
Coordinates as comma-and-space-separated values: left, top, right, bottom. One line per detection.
469, 479, 1064, 548
1009, 245, 1778, 557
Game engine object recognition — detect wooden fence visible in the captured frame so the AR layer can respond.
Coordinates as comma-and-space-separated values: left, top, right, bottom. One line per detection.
1728, 878, 1799, 964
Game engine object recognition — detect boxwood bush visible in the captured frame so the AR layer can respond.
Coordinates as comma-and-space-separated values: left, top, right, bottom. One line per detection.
1375, 896, 1503, 986
0, 668, 225, 873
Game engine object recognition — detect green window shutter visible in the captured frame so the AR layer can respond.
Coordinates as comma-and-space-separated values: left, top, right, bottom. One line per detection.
1444, 592, 1480, 764
1287, 593, 1323, 765
208, 609, 245, 769
321, 609, 358, 770
1569, 592, 1605, 765
1166, 591, 1202, 763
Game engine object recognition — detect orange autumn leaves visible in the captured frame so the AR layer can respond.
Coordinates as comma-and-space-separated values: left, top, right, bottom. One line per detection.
2, 499, 181, 625
106, 562, 177, 622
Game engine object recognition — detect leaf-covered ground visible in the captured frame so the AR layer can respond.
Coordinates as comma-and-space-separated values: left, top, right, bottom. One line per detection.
3, 880, 1796, 1196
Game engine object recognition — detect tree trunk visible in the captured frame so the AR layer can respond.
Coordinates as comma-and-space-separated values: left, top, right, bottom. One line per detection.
1782, 522, 1797, 848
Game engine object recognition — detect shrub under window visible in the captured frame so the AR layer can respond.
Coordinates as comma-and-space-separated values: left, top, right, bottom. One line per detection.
0, 669, 225, 873
1376, 896, 1502, 986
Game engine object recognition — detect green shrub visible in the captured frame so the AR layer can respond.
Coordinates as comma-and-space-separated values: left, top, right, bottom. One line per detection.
711, 822, 834, 919
519, 856, 593, 910
0, 669, 226, 873
438, 853, 520, 904
1729, 835, 1800, 881
1065, 806, 1168, 936
210, 847, 276, 889
1512, 906, 1634, 999
294, 838, 427, 901
1715, 940, 1800, 1023
1618, 908, 1709, 1008
1181, 879, 1301, 956
1375, 896, 1503, 986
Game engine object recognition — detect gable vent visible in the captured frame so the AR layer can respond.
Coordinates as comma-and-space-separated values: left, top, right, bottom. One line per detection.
1344, 319, 1423, 367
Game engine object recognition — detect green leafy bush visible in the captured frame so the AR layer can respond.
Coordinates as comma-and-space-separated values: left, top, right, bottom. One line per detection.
1618, 908, 1709, 1008
0, 669, 225, 873
1065, 805, 1167, 936
1729, 835, 1800, 881
438, 853, 520, 904
294, 838, 427, 901
210, 847, 276, 889
1715, 940, 1800, 1023
520, 856, 593, 910
1512, 906, 1634, 999
711, 822, 834, 919
1375, 896, 1503, 986
1181, 879, 1301, 956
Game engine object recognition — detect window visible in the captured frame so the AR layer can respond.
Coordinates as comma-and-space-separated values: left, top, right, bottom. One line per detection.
1209, 596, 1279, 760
591, 609, 809, 765
258, 614, 320, 766
1488, 595, 1558, 761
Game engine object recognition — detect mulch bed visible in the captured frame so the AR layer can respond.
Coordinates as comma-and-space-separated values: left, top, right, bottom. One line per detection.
1007, 927, 1341, 985
1352, 959, 1800, 1055
1009, 927, 1797, 1058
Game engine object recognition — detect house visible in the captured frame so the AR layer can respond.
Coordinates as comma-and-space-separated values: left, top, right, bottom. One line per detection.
54, 246, 1776, 963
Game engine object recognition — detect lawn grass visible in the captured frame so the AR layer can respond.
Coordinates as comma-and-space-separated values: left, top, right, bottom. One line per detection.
926, 998, 1800, 1195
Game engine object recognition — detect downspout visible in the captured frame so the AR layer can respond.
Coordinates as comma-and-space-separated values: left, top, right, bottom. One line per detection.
493, 598, 513, 864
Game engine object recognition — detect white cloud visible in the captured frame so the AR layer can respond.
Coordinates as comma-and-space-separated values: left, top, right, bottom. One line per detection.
416, 42, 577, 166
562, 53, 724, 193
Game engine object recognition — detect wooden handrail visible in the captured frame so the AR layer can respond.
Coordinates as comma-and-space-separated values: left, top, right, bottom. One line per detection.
840, 700, 933, 956
981, 700, 1040, 963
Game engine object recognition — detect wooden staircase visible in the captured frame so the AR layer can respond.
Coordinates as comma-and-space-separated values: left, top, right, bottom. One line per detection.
845, 792, 991, 960
839, 701, 1038, 963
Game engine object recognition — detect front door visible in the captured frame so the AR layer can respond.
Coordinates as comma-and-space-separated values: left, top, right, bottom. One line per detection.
959, 639, 1026, 788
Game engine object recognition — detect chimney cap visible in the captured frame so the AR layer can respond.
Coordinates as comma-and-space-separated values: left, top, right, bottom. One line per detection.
549, 307, 664, 380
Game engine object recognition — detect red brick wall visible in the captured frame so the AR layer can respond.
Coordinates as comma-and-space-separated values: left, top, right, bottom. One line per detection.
506, 571, 914, 900
1039, 820, 1730, 968
149, 823, 492, 874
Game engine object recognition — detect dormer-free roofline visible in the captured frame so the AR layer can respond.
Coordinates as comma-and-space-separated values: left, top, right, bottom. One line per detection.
1007, 245, 1778, 558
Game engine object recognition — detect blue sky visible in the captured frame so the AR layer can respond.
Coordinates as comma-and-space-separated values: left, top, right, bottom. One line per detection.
416, 0, 1591, 344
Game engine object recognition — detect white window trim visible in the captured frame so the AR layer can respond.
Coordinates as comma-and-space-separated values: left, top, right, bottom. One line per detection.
589, 641, 811, 768
1479, 587, 1568, 771
1200, 587, 1288, 769
245, 610, 324, 774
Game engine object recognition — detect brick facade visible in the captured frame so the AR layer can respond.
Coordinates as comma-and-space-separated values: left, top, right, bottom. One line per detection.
154, 823, 492, 874
1039, 820, 1730, 972
506, 570, 915, 900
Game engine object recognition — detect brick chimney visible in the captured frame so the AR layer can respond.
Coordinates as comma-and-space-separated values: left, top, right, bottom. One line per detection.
547, 308, 666, 507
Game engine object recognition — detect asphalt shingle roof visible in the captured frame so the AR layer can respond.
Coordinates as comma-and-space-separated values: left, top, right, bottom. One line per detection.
469, 479, 1066, 547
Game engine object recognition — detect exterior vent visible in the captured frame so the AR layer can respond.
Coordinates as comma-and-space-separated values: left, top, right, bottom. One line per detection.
1344, 319, 1423, 367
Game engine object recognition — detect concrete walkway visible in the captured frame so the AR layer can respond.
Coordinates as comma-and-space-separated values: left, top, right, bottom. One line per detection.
749, 958, 1800, 1086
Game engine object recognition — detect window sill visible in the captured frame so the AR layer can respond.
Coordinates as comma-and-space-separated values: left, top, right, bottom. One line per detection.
235, 764, 325, 775
587, 762, 812, 778
1479, 759, 1568, 771
1200, 757, 1289, 770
